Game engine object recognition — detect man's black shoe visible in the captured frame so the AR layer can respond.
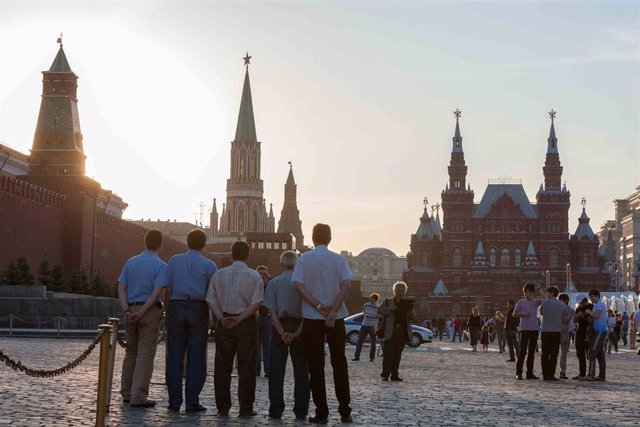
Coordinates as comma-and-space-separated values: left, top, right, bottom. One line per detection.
351, 358, 359, 361
341, 415, 353, 423
506, 359, 516, 362
131, 400, 156, 408
516, 374, 523, 380
166, 405, 181, 412
381, 376, 389, 381
526, 374, 539, 380
217, 410, 229, 416
238, 410, 258, 418
269, 414, 282, 419
123, 399, 130, 404
309, 416, 328, 424
559, 373, 568, 379
390, 377, 403, 382
370, 358, 375, 362
186, 404, 207, 412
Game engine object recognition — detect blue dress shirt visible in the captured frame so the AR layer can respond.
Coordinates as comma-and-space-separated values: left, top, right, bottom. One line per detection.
118, 250, 167, 303
167, 250, 217, 301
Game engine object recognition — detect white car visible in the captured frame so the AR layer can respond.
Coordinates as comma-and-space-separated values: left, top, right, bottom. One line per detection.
344, 313, 433, 347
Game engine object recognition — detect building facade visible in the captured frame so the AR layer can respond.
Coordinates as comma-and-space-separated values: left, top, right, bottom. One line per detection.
343, 247, 407, 298
404, 110, 611, 318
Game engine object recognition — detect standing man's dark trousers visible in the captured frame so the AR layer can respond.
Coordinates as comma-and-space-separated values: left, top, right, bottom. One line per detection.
302, 319, 351, 420
575, 336, 588, 377
214, 317, 258, 415
166, 301, 209, 410
268, 318, 309, 420
516, 330, 538, 378
587, 332, 607, 380
505, 330, 519, 360
256, 314, 272, 376
540, 331, 561, 379
453, 327, 463, 342
381, 325, 406, 379
353, 325, 376, 361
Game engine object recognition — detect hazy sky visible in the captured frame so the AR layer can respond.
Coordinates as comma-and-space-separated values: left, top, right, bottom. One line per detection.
1, 1, 638, 256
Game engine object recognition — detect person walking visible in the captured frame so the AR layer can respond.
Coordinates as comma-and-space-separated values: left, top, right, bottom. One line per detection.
117, 230, 167, 408
436, 316, 446, 341
263, 250, 309, 421
379, 281, 415, 381
453, 316, 463, 343
504, 300, 519, 362
513, 281, 545, 380
606, 309, 617, 354
165, 229, 217, 413
629, 312, 637, 350
206, 241, 263, 417
494, 311, 506, 353
353, 293, 380, 362
292, 223, 354, 424
572, 297, 592, 380
256, 265, 272, 377
583, 289, 607, 381
557, 293, 574, 380
621, 312, 629, 347
467, 307, 482, 352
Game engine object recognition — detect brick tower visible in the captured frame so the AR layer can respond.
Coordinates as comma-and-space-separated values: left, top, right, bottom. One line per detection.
277, 162, 304, 247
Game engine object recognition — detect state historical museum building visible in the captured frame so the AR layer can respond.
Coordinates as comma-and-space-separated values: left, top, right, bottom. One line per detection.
404, 110, 613, 318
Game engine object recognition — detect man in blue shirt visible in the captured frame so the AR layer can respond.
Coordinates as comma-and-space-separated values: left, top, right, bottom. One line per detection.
165, 229, 217, 412
584, 288, 607, 381
118, 230, 167, 408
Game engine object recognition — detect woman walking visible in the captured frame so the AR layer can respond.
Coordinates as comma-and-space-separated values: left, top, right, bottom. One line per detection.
467, 307, 482, 352
378, 281, 415, 381
494, 311, 506, 353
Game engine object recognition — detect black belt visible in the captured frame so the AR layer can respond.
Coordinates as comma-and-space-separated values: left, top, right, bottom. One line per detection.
222, 312, 240, 317
171, 299, 206, 303
129, 302, 162, 309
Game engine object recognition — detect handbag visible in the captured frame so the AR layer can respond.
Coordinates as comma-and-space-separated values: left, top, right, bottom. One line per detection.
375, 299, 388, 338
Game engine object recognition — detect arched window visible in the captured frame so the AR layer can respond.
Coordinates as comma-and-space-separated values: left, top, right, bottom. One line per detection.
581, 252, 588, 268
453, 248, 462, 267
501, 249, 510, 267
514, 248, 522, 267
422, 253, 429, 266
549, 248, 559, 268
489, 248, 496, 267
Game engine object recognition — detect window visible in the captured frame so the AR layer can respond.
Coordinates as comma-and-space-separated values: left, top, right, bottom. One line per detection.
274, 242, 280, 250
257, 242, 264, 249
453, 248, 462, 267
581, 252, 588, 268
251, 242, 256, 249
266, 242, 272, 250
282, 242, 288, 250
422, 253, 429, 266
549, 248, 559, 268
489, 248, 496, 267
514, 248, 522, 267
501, 249, 510, 267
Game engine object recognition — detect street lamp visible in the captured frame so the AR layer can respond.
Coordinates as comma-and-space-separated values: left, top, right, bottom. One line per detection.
565, 264, 571, 293
607, 260, 621, 292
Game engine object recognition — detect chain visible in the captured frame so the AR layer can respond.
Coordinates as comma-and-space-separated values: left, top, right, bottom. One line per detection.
7, 315, 63, 326
0, 333, 102, 378
117, 334, 127, 348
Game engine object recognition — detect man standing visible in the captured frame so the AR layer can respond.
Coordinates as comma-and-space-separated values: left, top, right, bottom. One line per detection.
165, 229, 217, 412
453, 316, 463, 343
352, 293, 380, 362
539, 286, 570, 381
635, 303, 640, 355
117, 230, 167, 408
206, 241, 263, 417
572, 297, 592, 379
256, 265, 272, 377
263, 250, 309, 420
557, 293, 575, 380
513, 282, 545, 380
584, 289, 607, 380
293, 223, 354, 424
436, 316, 446, 341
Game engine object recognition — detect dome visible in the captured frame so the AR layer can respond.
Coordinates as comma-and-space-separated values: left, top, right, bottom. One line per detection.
357, 247, 398, 258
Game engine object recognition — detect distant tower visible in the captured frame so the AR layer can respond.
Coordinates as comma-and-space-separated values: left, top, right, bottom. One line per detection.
209, 198, 218, 238
277, 162, 304, 247
29, 37, 86, 176
219, 53, 269, 234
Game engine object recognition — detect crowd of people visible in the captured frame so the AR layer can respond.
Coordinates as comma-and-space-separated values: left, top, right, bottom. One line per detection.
116, 223, 418, 423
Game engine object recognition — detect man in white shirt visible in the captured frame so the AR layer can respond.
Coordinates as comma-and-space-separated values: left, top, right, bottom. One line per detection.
635, 303, 640, 356
206, 241, 263, 418
293, 223, 354, 424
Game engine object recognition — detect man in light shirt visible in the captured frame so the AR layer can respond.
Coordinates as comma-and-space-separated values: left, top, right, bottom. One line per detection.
634, 303, 640, 356
293, 223, 354, 424
513, 281, 545, 380
206, 241, 263, 417
584, 288, 607, 381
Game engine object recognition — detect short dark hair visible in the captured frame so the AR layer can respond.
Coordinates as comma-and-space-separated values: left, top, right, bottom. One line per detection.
231, 240, 250, 261
145, 230, 163, 251
558, 293, 569, 303
508, 299, 515, 307
256, 265, 269, 273
312, 223, 332, 246
523, 281, 536, 293
187, 229, 207, 250
547, 286, 559, 297
588, 288, 600, 298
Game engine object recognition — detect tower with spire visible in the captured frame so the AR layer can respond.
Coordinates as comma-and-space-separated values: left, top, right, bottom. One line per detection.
218, 54, 273, 235
441, 109, 474, 271
277, 162, 304, 247
29, 37, 86, 176
569, 197, 599, 272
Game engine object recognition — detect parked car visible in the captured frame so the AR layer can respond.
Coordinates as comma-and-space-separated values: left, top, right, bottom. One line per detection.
344, 313, 433, 348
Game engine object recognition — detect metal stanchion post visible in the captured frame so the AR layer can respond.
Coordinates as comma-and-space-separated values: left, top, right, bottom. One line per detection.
95, 324, 113, 427
56, 317, 61, 337
105, 317, 120, 413
9, 314, 13, 337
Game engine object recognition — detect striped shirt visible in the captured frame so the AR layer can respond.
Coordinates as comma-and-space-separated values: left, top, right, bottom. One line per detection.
362, 302, 379, 327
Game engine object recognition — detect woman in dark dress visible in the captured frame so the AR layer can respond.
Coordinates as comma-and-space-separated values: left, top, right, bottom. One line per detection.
467, 307, 482, 352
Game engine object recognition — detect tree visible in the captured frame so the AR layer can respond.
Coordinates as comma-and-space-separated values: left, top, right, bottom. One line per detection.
69, 270, 88, 294
15, 257, 34, 286
89, 274, 109, 297
38, 260, 54, 288
0, 261, 19, 285
50, 264, 67, 293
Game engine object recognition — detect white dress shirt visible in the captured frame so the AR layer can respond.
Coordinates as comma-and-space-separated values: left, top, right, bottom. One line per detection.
206, 260, 263, 315
291, 245, 353, 320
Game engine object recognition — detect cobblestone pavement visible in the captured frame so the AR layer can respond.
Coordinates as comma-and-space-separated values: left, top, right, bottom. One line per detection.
0, 336, 637, 426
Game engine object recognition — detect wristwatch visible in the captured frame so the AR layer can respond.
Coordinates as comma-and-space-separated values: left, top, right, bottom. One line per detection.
316, 303, 322, 311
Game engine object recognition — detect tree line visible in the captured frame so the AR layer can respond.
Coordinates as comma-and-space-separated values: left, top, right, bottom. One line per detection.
0, 257, 117, 298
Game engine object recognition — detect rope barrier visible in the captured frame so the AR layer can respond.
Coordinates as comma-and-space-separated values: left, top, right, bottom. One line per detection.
116, 335, 127, 349
0, 332, 102, 378
7, 315, 65, 326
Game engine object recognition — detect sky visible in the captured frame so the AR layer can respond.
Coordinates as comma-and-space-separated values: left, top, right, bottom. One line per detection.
1, 0, 638, 256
